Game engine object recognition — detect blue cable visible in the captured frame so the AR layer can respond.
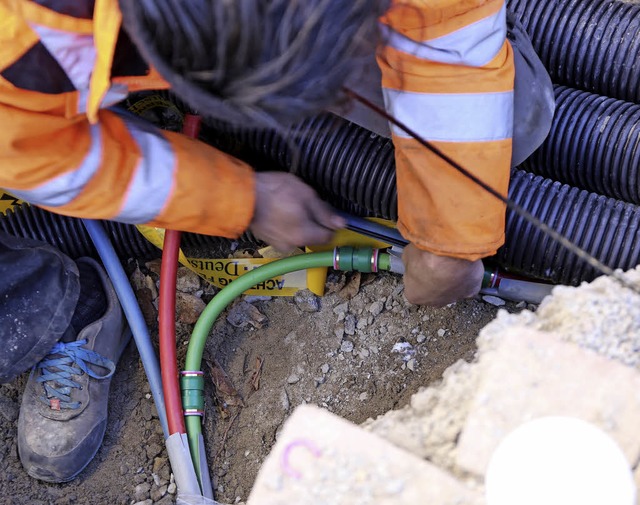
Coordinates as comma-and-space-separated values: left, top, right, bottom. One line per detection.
83, 219, 169, 438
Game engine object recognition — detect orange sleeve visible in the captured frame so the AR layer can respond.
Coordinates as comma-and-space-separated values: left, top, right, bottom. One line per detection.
0, 94, 255, 238
379, 0, 515, 260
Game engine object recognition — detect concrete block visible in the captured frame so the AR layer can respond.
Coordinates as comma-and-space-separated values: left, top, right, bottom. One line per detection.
247, 405, 483, 505
457, 329, 640, 476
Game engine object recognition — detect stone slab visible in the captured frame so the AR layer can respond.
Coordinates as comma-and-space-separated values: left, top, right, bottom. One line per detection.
457, 329, 640, 476
247, 405, 483, 505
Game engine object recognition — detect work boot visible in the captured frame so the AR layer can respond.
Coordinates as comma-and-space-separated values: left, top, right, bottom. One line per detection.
17, 258, 131, 483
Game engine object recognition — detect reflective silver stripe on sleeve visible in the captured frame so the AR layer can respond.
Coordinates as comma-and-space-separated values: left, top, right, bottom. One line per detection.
114, 114, 177, 224
383, 89, 514, 142
381, 3, 507, 67
30, 24, 96, 89
8, 124, 102, 206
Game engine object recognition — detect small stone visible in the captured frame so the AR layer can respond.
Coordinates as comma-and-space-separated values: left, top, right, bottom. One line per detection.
344, 314, 356, 335
368, 300, 384, 317
175, 267, 201, 293
145, 442, 163, 460
417, 334, 427, 343
280, 389, 290, 411
134, 482, 151, 502
340, 340, 354, 353
226, 301, 268, 329
359, 349, 370, 359
167, 483, 177, 495
482, 295, 506, 307
294, 289, 320, 312
133, 473, 147, 485
175, 292, 206, 324
283, 331, 297, 345
515, 301, 526, 309
320, 364, 330, 374
359, 392, 369, 401
286, 374, 300, 384
150, 485, 168, 502
129, 266, 147, 291
132, 501, 152, 505
356, 318, 368, 330
392, 342, 413, 354
334, 327, 344, 340
407, 358, 417, 371
152, 457, 169, 480
437, 328, 447, 338
333, 302, 349, 316
244, 295, 272, 303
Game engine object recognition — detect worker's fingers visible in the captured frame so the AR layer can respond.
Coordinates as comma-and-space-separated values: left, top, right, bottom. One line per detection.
305, 197, 346, 231
251, 171, 343, 250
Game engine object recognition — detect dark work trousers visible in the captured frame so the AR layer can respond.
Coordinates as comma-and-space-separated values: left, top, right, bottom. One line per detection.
0, 231, 80, 383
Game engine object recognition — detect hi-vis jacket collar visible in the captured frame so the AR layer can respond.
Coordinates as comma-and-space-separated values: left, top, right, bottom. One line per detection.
2, 0, 167, 123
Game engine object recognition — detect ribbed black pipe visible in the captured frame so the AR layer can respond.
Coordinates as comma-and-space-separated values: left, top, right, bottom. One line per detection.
0, 206, 157, 259
204, 113, 640, 285
0, 205, 253, 261
522, 86, 640, 204
6, 107, 640, 285
202, 114, 398, 220
5, 169, 640, 286
500, 170, 640, 285
507, 0, 640, 103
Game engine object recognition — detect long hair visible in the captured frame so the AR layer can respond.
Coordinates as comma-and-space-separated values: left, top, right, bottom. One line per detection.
119, 0, 390, 126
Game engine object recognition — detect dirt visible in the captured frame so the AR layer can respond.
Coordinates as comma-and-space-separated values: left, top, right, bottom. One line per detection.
0, 263, 515, 505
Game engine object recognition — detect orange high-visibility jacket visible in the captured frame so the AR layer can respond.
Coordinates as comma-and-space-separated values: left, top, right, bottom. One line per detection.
0, 0, 513, 261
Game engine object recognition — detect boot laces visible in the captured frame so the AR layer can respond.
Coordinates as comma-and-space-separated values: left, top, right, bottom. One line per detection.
34, 340, 115, 410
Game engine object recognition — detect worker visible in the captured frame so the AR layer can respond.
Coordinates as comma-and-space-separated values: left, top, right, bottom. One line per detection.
0, 0, 553, 485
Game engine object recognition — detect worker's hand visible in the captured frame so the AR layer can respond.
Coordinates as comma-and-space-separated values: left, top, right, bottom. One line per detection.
250, 172, 345, 251
402, 244, 484, 307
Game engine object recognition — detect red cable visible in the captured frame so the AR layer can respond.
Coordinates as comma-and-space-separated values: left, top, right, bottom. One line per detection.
159, 113, 202, 435
159, 228, 185, 435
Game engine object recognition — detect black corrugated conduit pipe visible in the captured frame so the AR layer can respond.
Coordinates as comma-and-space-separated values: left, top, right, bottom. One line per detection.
522, 86, 640, 203
203, 111, 640, 285
5, 106, 640, 285
0, 204, 257, 260
499, 170, 640, 285
506, 0, 640, 103
0, 205, 157, 259
201, 114, 398, 220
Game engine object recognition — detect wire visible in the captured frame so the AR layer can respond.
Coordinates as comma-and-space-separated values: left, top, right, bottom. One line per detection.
82, 219, 169, 438
160, 113, 202, 436
159, 229, 186, 435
